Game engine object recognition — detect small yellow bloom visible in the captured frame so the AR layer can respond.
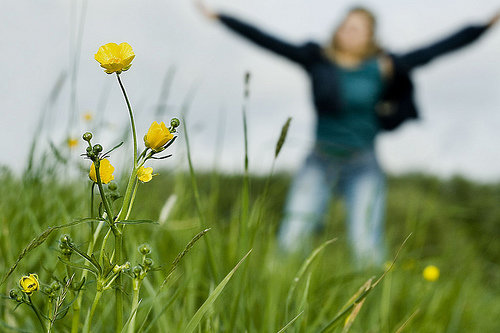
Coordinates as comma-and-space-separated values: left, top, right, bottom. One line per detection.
423, 265, 440, 282
94, 42, 135, 74
19, 274, 39, 295
144, 121, 173, 151
89, 159, 115, 184
137, 166, 153, 183
67, 138, 78, 149
83, 111, 93, 122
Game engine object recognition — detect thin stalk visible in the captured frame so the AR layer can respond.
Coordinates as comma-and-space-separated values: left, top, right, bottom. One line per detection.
127, 279, 141, 333
99, 227, 113, 265
28, 295, 46, 333
82, 290, 102, 333
183, 119, 218, 281
117, 168, 137, 222
125, 178, 139, 220
113, 228, 123, 333
72, 218, 105, 333
116, 73, 137, 167
94, 162, 114, 226
95, 155, 124, 332
240, 108, 249, 246
90, 182, 95, 218
116, 73, 138, 222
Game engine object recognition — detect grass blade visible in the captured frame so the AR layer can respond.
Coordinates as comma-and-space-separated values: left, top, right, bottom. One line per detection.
276, 311, 304, 333
286, 238, 336, 316
184, 250, 252, 333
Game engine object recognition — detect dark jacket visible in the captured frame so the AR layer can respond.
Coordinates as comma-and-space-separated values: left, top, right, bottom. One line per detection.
218, 13, 490, 130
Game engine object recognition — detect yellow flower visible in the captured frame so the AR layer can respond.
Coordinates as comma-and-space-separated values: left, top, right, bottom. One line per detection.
423, 265, 440, 282
137, 166, 153, 183
94, 42, 135, 74
144, 121, 173, 151
83, 111, 93, 122
89, 159, 115, 184
19, 274, 39, 295
67, 138, 78, 149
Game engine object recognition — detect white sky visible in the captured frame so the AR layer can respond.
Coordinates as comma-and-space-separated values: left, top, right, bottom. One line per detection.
1, 0, 500, 182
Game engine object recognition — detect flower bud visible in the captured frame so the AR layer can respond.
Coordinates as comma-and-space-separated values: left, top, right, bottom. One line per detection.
83, 132, 93, 142
138, 243, 151, 255
51, 281, 61, 291
170, 118, 180, 128
60, 234, 71, 244
93, 144, 103, 154
108, 182, 118, 191
9, 289, 18, 299
143, 258, 153, 267
86, 146, 94, 159
132, 265, 142, 278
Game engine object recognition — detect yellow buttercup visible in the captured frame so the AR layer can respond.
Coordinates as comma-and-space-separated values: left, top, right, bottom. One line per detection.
95, 42, 135, 74
19, 274, 39, 295
137, 166, 153, 183
144, 121, 173, 151
89, 159, 115, 184
422, 265, 440, 282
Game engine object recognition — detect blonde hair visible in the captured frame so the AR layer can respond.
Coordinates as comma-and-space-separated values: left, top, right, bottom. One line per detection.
325, 6, 383, 60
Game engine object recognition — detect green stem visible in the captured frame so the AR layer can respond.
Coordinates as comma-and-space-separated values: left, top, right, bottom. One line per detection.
125, 179, 139, 220
117, 168, 138, 221
72, 220, 104, 333
116, 73, 137, 167
99, 227, 112, 265
116, 73, 138, 223
28, 295, 47, 333
90, 182, 95, 218
94, 161, 114, 226
114, 228, 123, 333
82, 290, 102, 333
71, 295, 81, 333
183, 119, 218, 281
128, 278, 141, 333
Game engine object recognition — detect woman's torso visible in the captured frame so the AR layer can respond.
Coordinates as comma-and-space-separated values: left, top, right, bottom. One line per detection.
306, 54, 387, 156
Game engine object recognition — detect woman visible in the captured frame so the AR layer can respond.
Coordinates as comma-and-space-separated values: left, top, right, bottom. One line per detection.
195, 1, 499, 267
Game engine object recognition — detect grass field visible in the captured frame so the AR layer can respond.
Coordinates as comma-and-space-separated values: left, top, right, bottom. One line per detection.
1, 160, 500, 332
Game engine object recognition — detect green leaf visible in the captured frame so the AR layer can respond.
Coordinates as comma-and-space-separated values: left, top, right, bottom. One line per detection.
116, 219, 158, 225
102, 141, 124, 157
57, 257, 99, 277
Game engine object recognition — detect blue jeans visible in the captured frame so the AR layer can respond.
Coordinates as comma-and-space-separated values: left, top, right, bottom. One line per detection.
278, 145, 386, 267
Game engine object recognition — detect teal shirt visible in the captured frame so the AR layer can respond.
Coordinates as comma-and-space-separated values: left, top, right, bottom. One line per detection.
315, 57, 385, 155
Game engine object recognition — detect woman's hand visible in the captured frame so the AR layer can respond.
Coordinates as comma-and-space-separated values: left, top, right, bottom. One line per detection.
488, 11, 500, 28
194, 0, 218, 20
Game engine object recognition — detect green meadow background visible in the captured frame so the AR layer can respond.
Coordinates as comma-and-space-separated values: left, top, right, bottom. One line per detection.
1, 142, 500, 331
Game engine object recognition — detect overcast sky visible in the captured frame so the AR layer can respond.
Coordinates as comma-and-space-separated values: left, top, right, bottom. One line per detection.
1, 0, 500, 182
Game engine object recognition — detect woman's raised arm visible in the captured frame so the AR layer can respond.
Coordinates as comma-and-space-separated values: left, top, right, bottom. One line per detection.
194, 0, 319, 66
392, 11, 499, 71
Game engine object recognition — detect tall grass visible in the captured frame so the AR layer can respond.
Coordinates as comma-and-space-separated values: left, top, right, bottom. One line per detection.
2, 161, 500, 331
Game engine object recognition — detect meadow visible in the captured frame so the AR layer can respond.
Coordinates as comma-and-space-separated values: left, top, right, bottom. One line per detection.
1, 154, 500, 332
